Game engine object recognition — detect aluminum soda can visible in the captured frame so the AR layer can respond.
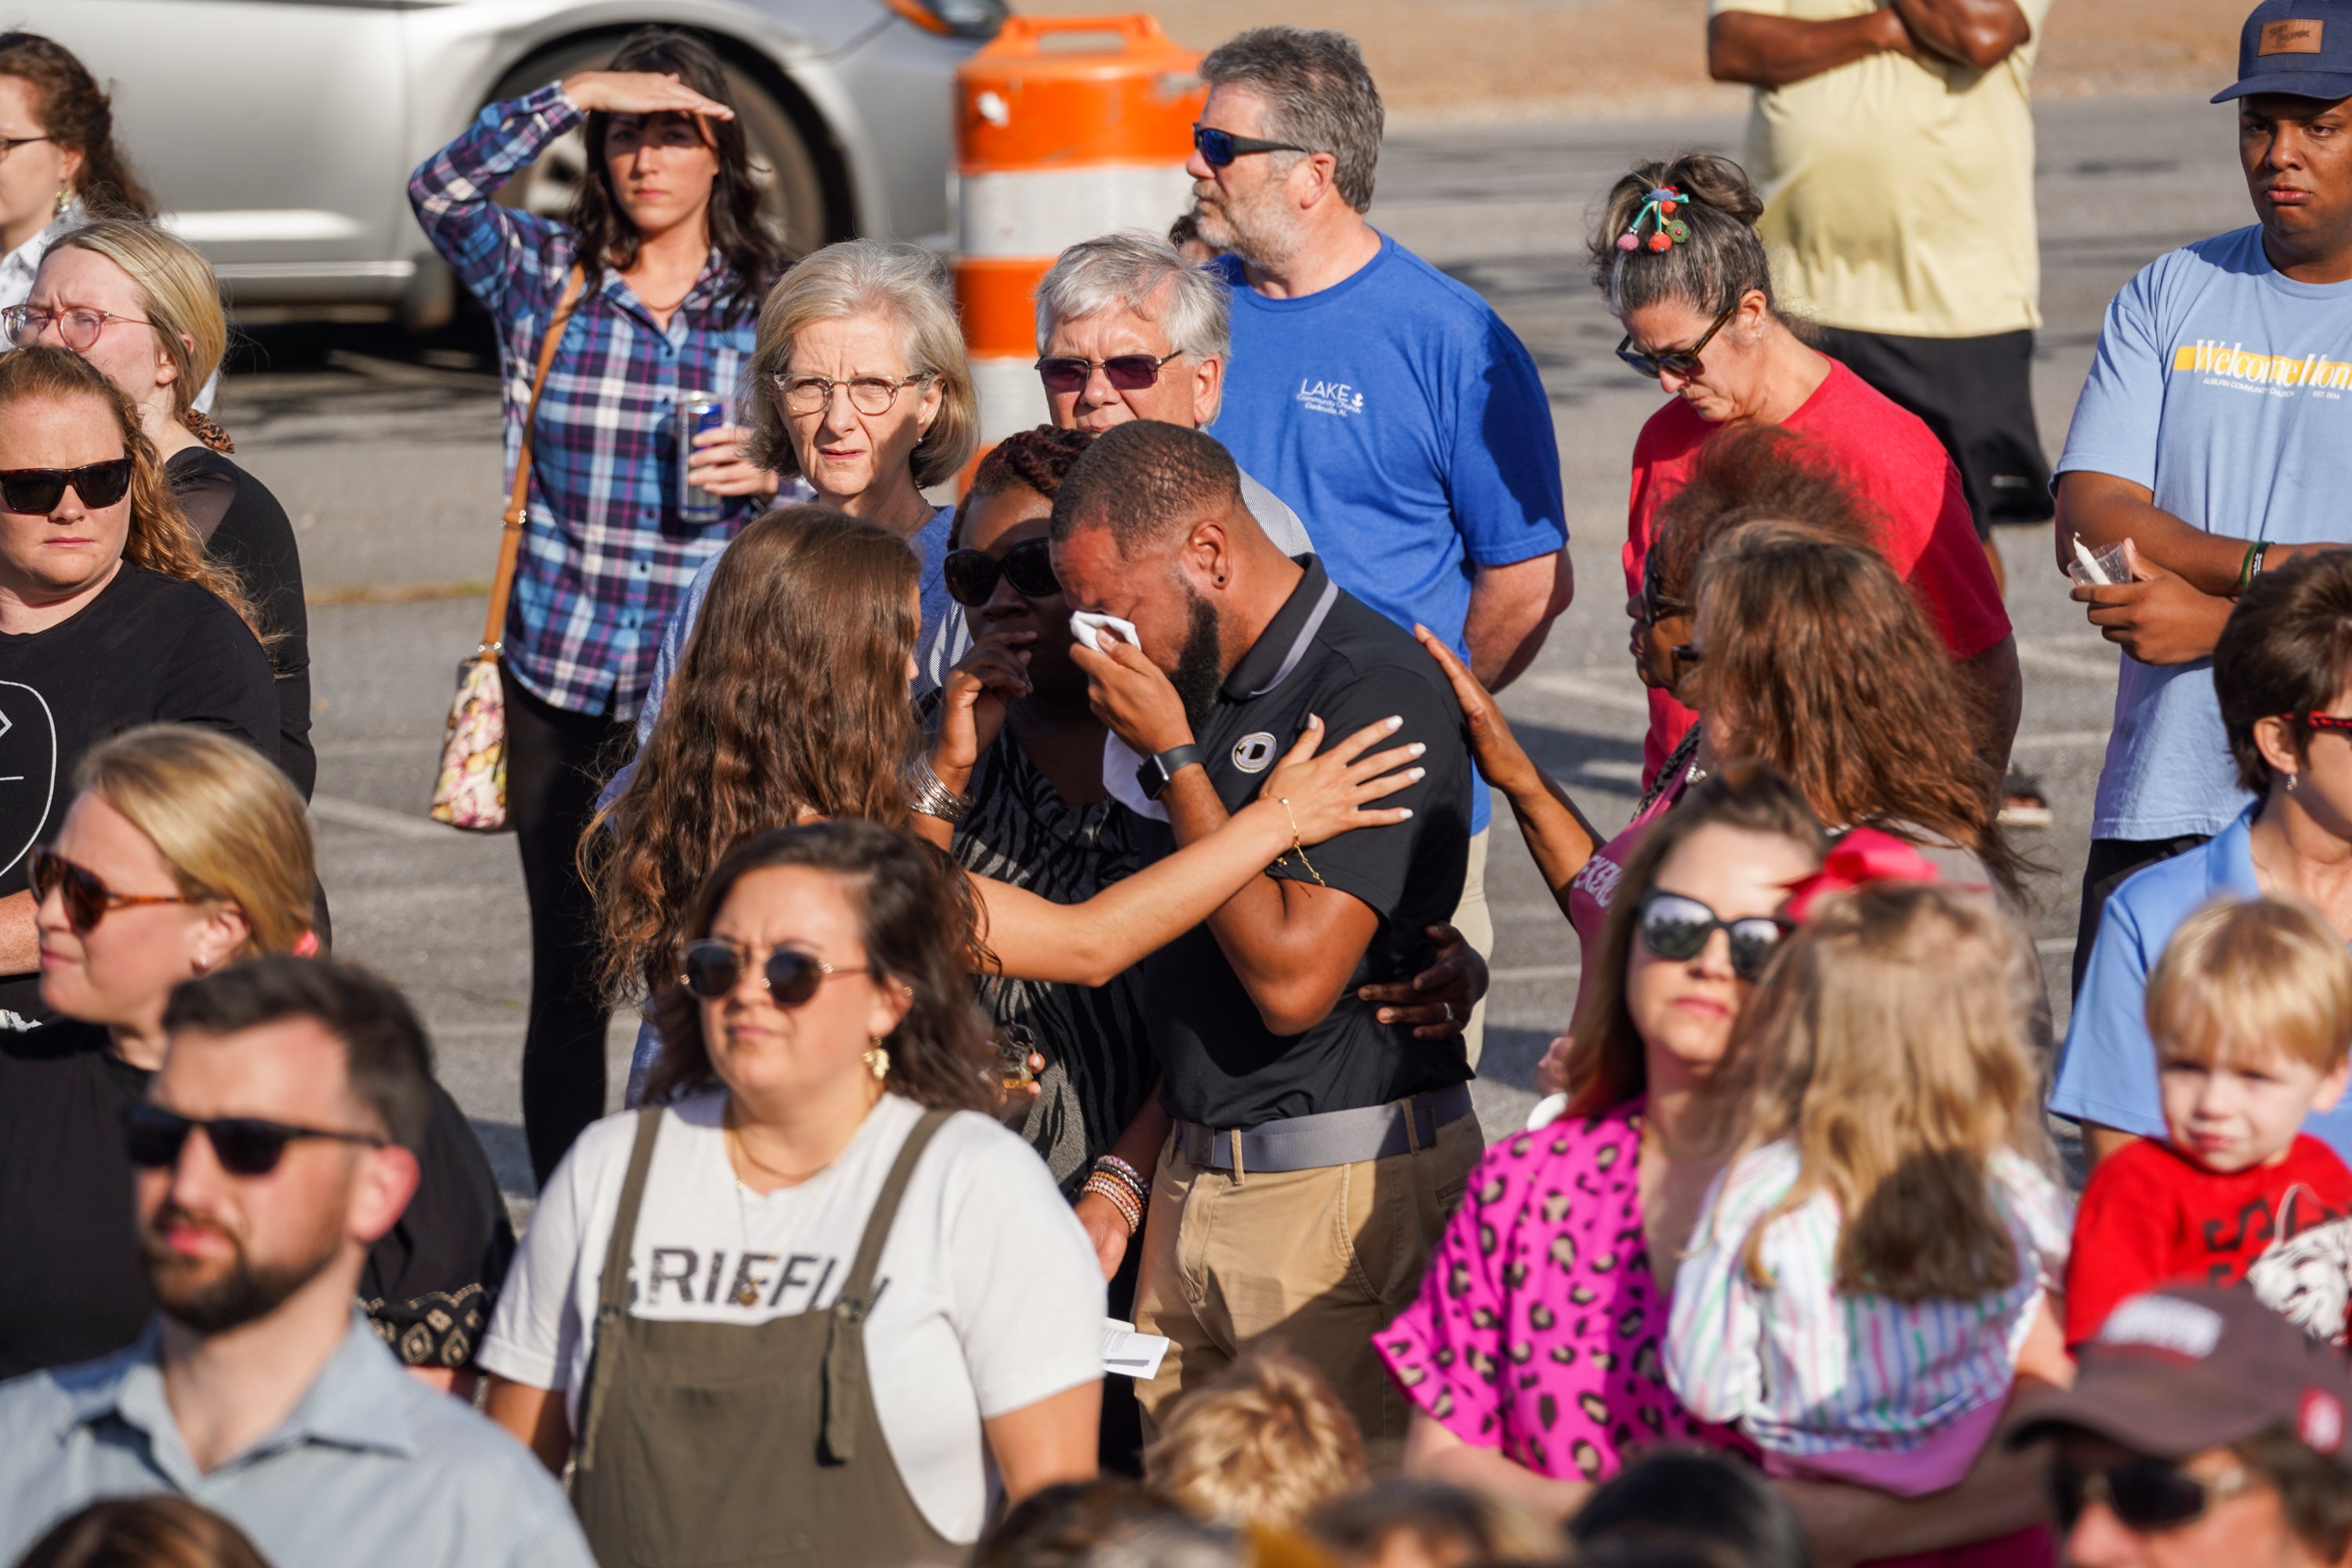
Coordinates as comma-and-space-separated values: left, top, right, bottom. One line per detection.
676, 393, 727, 524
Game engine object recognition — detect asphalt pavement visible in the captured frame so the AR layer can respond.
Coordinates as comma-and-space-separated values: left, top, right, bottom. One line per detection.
222, 89, 2255, 1204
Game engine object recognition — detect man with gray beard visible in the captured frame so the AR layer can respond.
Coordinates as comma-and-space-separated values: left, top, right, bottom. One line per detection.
0, 959, 591, 1568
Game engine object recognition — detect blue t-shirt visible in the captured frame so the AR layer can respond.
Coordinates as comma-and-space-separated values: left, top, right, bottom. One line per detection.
2051, 806, 2352, 1164
2057, 226, 2352, 840
1210, 234, 1567, 834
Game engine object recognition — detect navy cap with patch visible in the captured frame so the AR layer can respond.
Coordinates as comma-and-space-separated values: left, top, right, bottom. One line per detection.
2216, 1, 2352, 103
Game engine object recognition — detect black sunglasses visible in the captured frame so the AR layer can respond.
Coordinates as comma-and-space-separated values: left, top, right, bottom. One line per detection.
0, 457, 132, 515
1636, 889, 1791, 982
681, 938, 869, 1004
29, 846, 191, 934
944, 539, 1061, 608
123, 1102, 387, 1177
1034, 352, 1181, 395
1192, 123, 1310, 166
1616, 301, 1739, 379
2053, 1457, 2252, 1534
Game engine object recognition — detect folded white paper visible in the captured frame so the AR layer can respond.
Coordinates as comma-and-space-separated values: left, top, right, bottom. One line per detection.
1103, 1318, 1171, 1380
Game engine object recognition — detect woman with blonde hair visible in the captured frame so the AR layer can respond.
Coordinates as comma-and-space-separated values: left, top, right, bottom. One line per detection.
0, 345, 272, 1028
1665, 877, 2071, 1563
0, 724, 512, 1388
10, 217, 313, 793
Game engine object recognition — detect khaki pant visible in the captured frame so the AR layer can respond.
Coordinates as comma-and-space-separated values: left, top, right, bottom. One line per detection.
1450, 828, 1492, 1071
1132, 1111, 1484, 1449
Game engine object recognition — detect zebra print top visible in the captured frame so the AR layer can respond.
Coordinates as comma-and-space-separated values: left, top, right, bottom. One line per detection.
951, 728, 1158, 1200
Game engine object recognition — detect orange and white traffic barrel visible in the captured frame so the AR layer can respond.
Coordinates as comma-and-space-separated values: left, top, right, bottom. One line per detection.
954, 15, 1206, 451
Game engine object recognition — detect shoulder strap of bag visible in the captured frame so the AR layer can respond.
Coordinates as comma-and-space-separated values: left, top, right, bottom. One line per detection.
477, 263, 587, 662
571, 1102, 663, 1478
820, 1105, 953, 1464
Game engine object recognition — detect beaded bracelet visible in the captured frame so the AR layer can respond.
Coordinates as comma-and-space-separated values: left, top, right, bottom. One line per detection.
1080, 1171, 1142, 1235
1095, 1154, 1150, 1206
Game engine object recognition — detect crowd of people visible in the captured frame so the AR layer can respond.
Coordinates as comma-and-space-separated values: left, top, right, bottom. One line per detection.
6, 2, 2352, 1566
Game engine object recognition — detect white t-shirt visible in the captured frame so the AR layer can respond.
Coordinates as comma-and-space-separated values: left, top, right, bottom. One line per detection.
478, 1091, 1105, 1543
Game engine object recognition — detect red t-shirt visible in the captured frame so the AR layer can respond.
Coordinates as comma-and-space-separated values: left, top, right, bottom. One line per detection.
1624, 360, 2013, 784
2064, 1134, 2352, 1348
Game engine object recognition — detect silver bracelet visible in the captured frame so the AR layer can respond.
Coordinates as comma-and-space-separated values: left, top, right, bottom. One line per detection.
910, 755, 968, 823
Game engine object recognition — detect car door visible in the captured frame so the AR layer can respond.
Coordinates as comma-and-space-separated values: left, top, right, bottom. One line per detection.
13, 0, 410, 300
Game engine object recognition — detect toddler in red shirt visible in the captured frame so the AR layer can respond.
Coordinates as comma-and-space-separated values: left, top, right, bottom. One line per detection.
2067, 896, 2352, 1348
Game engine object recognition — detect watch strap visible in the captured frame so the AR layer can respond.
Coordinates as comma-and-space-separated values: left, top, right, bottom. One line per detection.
1137, 742, 1205, 801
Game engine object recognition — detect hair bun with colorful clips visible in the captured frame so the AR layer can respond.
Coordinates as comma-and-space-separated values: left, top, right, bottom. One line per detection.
1617, 187, 1694, 254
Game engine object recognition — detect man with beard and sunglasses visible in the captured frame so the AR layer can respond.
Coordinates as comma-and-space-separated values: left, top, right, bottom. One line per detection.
0, 957, 593, 1568
1181, 28, 1569, 1070
2005, 1286, 2352, 1567
1047, 419, 1476, 1446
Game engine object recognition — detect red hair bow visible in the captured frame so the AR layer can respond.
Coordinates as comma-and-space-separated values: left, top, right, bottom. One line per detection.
1779, 827, 1943, 923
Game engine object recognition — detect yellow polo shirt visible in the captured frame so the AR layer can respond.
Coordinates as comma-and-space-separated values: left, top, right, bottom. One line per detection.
1711, 0, 2054, 338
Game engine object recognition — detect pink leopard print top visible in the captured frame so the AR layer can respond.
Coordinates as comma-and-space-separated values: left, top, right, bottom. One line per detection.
1375, 1097, 1723, 1480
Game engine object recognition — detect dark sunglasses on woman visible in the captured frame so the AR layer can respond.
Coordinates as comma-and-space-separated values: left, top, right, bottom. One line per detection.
943, 539, 1061, 608
1192, 122, 1309, 166
2051, 1456, 2252, 1534
28, 845, 189, 934
1033, 352, 1181, 394
681, 938, 869, 1004
0, 456, 133, 515
1615, 300, 1738, 380
122, 1102, 387, 1177
1635, 888, 1791, 982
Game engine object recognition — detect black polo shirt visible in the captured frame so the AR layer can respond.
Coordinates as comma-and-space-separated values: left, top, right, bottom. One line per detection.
1134, 556, 1473, 1128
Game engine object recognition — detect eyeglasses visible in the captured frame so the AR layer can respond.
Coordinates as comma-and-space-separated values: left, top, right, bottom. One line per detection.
1034, 352, 1182, 395
681, 938, 869, 1004
123, 1102, 387, 1177
1635, 889, 1791, 982
1192, 123, 1310, 166
944, 539, 1061, 607
772, 372, 931, 417
2304, 713, 2352, 739
2053, 1457, 2253, 1534
2, 303, 155, 354
0, 134, 52, 162
0, 457, 133, 515
1616, 301, 1740, 379
1636, 558, 1691, 626
29, 846, 191, 934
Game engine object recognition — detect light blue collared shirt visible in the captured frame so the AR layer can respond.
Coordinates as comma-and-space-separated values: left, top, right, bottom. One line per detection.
2050, 804, 2352, 1163
0, 1313, 593, 1568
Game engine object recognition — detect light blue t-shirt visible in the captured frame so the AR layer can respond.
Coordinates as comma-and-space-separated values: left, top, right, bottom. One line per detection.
2057, 226, 2352, 840
1210, 234, 1568, 835
2051, 805, 2352, 1163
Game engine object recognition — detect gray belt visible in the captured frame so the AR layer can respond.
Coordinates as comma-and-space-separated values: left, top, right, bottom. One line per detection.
1174, 1082, 1474, 1176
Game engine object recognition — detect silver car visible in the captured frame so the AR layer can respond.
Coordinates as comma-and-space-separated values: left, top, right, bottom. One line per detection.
11, 0, 1002, 325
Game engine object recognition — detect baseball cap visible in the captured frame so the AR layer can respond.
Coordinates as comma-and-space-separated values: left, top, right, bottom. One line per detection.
2005, 1287, 2352, 1462
2216, 1, 2352, 104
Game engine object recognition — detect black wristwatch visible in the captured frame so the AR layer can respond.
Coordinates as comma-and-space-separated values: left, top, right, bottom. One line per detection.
1135, 743, 1205, 801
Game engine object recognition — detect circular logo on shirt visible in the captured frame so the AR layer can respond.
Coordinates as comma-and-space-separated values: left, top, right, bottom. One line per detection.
0, 681, 56, 879
1232, 732, 1277, 774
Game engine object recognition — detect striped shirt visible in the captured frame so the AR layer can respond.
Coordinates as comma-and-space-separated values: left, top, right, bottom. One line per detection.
408, 84, 766, 718
1665, 1140, 2072, 1461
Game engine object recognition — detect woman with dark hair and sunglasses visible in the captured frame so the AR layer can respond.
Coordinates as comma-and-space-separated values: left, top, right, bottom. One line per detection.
0, 344, 272, 1031
0, 725, 512, 1389
1590, 152, 2020, 797
0, 31, 156, 313
1380, 768, 2064, 1559
408, 26, 792, 1185
486, 821, 1109, 1565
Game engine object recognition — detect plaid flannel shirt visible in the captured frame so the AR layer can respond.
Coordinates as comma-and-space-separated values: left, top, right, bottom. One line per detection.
409, 83, 761, 718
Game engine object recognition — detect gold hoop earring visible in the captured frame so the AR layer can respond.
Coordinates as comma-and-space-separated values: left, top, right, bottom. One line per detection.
863, 1039, 890, 1080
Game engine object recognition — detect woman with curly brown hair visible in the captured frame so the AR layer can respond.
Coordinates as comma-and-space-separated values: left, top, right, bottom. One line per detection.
489, 821, 1112, 1563
0, 345, 270, 1028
